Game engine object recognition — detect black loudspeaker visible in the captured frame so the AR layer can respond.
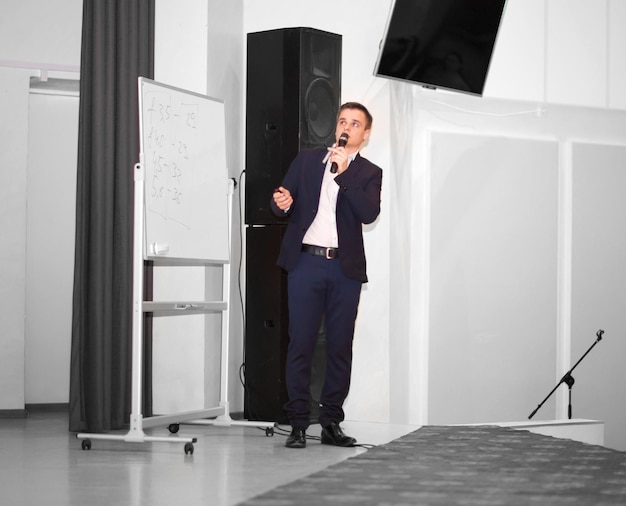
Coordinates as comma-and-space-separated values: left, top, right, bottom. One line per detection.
244, 226, 326, 424
244, 225, 289, 423
245, 27, 342, 225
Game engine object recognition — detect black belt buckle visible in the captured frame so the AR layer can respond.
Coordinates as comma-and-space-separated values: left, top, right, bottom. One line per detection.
324, 247, 334, 260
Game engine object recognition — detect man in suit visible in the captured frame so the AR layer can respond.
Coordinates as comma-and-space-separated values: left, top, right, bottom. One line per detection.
271, 102, 382, 449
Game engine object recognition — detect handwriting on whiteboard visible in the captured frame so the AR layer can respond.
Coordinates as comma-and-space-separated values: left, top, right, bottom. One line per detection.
144, 91, 200, 230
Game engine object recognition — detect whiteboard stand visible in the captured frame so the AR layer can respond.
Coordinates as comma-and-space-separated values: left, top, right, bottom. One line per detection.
76, 173, 274, 454
76, 161, 200, 454
76, 78, 274, 454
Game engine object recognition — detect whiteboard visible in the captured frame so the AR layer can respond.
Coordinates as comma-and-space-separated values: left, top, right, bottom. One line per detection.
138, 77, 229, 263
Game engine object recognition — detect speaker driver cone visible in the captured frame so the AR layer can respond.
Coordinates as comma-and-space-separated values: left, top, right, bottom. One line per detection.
305, 78, 336, 145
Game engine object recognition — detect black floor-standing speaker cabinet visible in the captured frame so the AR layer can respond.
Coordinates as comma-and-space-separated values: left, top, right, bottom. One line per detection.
245, 27, 342, 226
244, 27, 341, 424
244, 225, 289, 424
244, 226, 329, 424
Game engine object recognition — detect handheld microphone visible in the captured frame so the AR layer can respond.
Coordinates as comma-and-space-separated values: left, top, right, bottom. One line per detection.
330, 133, 349, 173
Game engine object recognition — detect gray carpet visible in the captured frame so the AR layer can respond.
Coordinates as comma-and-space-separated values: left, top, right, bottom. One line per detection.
240, 425, 626, 505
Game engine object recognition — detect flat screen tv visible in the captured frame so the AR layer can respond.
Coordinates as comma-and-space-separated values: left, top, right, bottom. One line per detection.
374, 0, 507, 96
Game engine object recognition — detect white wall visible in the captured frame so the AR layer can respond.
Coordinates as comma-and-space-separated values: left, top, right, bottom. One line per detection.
25, 92, 78, 404
391, 92, 626, 433
0, 1, 81, 66
0, 69, 30, 410
485, 0, 626, 110
0, 0, 81, 410
151, 0, 246, 414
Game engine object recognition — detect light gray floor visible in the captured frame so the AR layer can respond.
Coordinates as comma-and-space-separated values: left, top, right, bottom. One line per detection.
0, 409, 419, 505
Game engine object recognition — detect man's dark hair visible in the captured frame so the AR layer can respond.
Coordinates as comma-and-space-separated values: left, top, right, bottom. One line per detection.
338, 102, 373, 130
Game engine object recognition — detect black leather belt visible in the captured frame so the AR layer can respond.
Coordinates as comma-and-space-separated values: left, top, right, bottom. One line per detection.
302, 244, 339, 259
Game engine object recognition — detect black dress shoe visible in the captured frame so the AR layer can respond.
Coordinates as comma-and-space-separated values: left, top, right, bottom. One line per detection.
321, 422, 356, 447
285, 427, 307, 449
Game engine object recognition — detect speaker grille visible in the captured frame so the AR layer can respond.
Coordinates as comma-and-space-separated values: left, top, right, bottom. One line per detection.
305, 78, 336, 144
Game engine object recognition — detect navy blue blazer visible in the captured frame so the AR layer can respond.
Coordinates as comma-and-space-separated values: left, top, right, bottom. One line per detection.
270, 149, 382, 282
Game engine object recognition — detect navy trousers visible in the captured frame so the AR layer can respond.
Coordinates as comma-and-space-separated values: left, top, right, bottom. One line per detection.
284, 251, 362, 428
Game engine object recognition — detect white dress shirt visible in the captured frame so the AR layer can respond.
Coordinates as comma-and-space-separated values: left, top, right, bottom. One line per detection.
302, 154, 356, 248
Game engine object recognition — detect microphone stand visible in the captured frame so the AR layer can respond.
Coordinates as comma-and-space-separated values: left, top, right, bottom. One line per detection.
528, 329, 604, 420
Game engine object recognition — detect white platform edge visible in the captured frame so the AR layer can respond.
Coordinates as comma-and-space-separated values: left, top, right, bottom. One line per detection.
453, 419, 605, 447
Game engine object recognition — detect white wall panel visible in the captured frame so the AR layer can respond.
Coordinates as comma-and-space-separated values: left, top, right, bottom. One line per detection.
0, 70, 30, 410
25, 93, 78, 404
428, 132, 559, 424
571, 142, 626, 451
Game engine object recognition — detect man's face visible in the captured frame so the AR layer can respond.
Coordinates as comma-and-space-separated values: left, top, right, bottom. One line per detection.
335, 108, 370, 151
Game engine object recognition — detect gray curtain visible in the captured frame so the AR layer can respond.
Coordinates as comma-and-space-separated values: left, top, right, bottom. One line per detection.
69, 0, 155, 432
